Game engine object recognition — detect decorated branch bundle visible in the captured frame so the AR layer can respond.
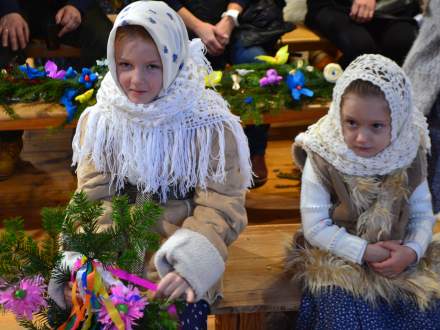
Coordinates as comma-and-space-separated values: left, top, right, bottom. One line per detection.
0, 192, 181, 330
0, 46, 340, 125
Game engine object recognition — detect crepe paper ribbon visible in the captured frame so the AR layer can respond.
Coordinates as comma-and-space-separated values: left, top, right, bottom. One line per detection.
59, 259, 125, 330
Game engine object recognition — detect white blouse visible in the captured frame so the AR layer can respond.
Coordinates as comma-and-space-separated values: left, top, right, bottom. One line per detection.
300, 158, 436, 264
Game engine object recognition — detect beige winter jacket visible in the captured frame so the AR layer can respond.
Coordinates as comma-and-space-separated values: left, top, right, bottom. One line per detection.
74, 117, 248, 304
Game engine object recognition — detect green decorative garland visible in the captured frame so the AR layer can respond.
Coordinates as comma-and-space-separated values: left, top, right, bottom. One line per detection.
0, 58, 334, 125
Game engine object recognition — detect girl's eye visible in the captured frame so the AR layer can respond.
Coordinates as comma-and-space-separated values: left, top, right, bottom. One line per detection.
345, 120, 357, 127
372, 123, 384, 129
146, 64, 160, 70
118, 62, 131, 68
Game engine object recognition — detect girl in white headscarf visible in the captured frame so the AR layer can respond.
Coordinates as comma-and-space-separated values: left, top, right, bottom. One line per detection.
56, 1, 251, 328
287, 54, 440, 329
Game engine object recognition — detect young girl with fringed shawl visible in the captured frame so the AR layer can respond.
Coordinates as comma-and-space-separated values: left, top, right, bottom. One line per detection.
49, 1, 252, 328
288, 54, 440, 329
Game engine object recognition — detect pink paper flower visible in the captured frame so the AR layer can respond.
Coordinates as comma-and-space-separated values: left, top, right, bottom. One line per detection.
0, 276, 47, 320
98, 284, 147, 330
44, 60, 66, 79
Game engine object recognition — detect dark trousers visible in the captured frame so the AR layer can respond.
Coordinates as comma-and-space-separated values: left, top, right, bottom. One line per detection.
428, 93, 440, 214
0, 2, 112, 68
306, 7, 418, 67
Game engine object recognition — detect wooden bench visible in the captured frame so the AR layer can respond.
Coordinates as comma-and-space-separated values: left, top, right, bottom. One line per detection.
280, 25, 338, 56
0, 102, 329, 131
212, 223, 301, 330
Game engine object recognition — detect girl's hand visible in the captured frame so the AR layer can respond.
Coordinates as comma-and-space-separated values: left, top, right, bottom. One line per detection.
369, 241, 417, 278
363, 242, 391, 263
350, 0, 376, 23
155, 272, 195, 303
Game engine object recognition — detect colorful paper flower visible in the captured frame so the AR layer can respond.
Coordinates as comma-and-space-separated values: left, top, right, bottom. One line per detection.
244, 96, 254, 104
286, 70, 314, 101
255, 45, 289, 65
60, 88, 78, 122
259, 69, 283, 87
78, 68, 98, 89
96, 59, 109, 67
205, 71, 222, 87
75, 89, 94, 104
44, 60, 66, 79
19, 64, 46, 79
98, 285, 147, 330
0, 276, 47, 320
323, 63, 343, 83
64, 67, 77, 79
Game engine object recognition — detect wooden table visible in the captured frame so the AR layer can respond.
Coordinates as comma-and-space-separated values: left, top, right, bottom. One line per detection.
0, 102, 328, 131
212, 223, 302, 330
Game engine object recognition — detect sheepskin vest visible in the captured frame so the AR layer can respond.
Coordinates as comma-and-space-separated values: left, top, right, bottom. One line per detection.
308, 148, 426, 242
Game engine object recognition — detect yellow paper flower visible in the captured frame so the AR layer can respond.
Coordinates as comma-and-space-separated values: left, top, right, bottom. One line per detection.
205, 71, 223, 87
255, 45, 289, 65
75, 89, 94, 104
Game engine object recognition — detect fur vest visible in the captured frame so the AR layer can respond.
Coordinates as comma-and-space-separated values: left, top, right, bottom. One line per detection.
287, 146, 440, 310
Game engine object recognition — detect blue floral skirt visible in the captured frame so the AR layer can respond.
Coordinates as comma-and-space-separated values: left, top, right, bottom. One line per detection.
178, 300, 210, 330
296, 288, 440, 330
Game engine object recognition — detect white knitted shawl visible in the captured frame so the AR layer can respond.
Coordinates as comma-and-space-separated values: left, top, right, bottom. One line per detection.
72, 1, 252, 201
295, 54, 430, 177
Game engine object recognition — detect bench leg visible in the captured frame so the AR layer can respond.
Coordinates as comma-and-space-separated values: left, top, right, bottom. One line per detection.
215, 313, 264, 330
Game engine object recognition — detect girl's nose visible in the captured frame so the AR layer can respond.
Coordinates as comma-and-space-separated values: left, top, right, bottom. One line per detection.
355, 129, 369, 144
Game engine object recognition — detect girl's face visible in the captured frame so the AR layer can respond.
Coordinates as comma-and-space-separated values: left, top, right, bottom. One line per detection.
115, 36, 163, 104
341, 93, 391, 158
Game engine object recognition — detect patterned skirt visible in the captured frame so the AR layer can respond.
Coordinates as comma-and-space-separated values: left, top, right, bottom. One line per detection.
296, 288, 440, 330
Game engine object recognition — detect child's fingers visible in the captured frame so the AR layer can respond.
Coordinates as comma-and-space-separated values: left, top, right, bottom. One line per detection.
185, 287, 195, 303
168, 285, 187, 301
376, 241, 401, 251
156, 275, 175, 298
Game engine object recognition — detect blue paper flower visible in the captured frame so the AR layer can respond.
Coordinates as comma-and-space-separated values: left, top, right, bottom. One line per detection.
64, 67, 77, 79
60, 88, 78, 122
19, 64, 46, 79
286, 70, 314, 101
78, 68, 97, 89
244, 96, 254, 104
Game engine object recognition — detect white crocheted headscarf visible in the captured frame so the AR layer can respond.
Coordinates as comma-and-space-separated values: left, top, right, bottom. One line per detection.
72, 1, 252, 201
295, 54, 430, 176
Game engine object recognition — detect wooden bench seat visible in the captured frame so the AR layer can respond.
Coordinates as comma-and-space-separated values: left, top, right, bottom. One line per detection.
280, 24, 338, 55
212, 223, 301, 330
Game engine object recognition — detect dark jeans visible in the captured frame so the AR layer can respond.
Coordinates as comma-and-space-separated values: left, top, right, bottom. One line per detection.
0, 2, 112, 68
306, 7, 418, 67
228, 38, 270, 156
428, 94, 440, 214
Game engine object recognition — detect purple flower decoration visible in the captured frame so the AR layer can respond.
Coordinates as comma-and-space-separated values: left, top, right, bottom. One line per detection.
19, 64, 46, 79
60, 88, 78, 122
44, 60, 66, 79
286, 70, 314, 101
259, 69, 283, 87
78, 68, 98, 89
0, 276, 47, 320
98, 285, 147, 330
